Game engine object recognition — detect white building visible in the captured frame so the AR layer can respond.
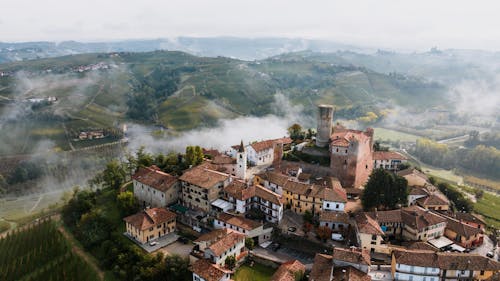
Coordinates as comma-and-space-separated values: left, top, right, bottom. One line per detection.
373, 151, 408, 171
132, 166, 180, 208
213, 212, 272, 244
193, 228, 245, 266
190, 259, 232, 281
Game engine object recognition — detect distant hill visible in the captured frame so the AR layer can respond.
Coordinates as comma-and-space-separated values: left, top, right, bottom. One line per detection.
0, 50, 447, 154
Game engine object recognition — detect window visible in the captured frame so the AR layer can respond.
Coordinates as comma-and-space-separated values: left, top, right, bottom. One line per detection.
335, 204, 339, 209
371, 235, 377, 240
480, 270, 485, 275
326, 203, 330, 208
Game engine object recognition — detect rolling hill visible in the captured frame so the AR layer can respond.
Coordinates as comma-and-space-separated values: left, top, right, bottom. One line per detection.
0, 50, 448, 155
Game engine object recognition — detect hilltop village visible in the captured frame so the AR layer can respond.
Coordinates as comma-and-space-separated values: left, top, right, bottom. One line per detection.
117, 104, 500, 281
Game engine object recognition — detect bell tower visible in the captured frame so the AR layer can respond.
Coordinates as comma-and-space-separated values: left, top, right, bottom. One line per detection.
236, 140, 247, 179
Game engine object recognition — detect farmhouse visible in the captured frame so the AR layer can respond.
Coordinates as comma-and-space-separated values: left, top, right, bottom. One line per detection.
132, 166, 179, 208
123, 208, 176, 244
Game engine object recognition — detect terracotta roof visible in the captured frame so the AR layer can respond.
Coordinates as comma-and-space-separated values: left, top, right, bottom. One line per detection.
401, 206, 447, 231
271, 260, 305, 281
326, 177, 343, 190
207, 231, 245, 257
316, 185, 347, 203
216, 213, 262, 231
195, 228, 233, 243
444, 216, 482, 238
255, 185, 283, 205
257, 171, 289, 187
179, 164, 229, 189
355, 213, 384, 235
454, 212, 486, 225
333, 266, 371, 281
250, 140, 275, 152
372, 151, 407, 160
310, 254, 333, 281
406, 242, 439, 251
393, 249, 500, 271
330, 127, 373, 147
366, 209, 402, 224
397, 168, 428, 180
297, 172, 311, 181
132, 166, 178, 192
319, 211, 349, 224
409, 186, 429, 196
273, 137, 293, 145
416, 193, 449, 206
123, 208, 176, 231
190, 259, 229, 281
212, 155, 236, 165
333, 247, 371, 266
283, 180, 310, 195
224, 180, 255, 201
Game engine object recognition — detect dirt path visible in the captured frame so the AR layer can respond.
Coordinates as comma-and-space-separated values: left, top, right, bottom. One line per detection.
56, 218, 105, 281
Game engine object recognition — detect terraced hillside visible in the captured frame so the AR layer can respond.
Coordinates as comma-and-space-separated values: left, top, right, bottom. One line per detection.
0, 50, 447, 154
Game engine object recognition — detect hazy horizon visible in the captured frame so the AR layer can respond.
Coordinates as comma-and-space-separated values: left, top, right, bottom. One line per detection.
2, 0, 500, 52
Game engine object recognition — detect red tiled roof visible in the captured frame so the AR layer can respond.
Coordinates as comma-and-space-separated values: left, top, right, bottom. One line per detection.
401, 206, 447, 231
333, 266, 371, 281
207, 231, 245, 257
319, 211, 349, 224
224, 180, 255, 201
212, 155, 236, 165
132, 166, 178, 192
257, 171, 290, 187
179, 164, 229, 189
416, 194, 449, 206
316, 185, 347, 203
310, 254, 333, 281
333, 247, 371, 266
444, 216, 482, 238
255, 184, 283, 205
355, 213, 384, 235
123, 208, 176, 231
250, 140, 275, 152
372, 151, 407, 160
216, 213, 262, 231
190, 259, 229, 281
366, 209, 402, 224
271, 260, 305, 281
393, 249, 500, 270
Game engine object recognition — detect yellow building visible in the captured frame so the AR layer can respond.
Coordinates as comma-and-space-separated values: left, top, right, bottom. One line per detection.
124, 207, 176, 244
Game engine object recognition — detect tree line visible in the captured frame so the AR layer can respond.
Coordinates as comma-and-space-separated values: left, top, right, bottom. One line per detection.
413, 138, 500, 179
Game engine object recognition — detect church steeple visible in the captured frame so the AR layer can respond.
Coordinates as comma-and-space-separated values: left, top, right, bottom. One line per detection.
236, 140, 247, 179
238, 140, 245, 152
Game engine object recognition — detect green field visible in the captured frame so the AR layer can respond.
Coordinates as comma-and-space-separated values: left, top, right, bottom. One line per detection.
234, 263, 276, 281
0, 219, 99, 281
474, 193, 500, 229
374, 127, 421, 143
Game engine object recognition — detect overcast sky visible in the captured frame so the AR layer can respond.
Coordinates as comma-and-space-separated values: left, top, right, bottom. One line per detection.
1, 0, 499, 51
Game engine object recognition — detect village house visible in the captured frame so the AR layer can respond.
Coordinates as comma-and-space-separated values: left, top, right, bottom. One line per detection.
270, 260, 305, 281
329, 125, 374, 188
392, 249, 500, 281
229, 138, 291, 166
397, 168, 429, 187
408, 186, 431, 206
310, 249, 372, 281
319, 211, 350, 232
453, 212, 486, 231
415, 193, 450, 211
400, 206, 447, 241
333, 247, 372, 273
372, 151, 408, 171
192, 228, 246, 266
123, 207, 176, 244
354, 213, 387, 254
179, 163, 231, 212
442, 216, 483, 249
366, 209, 404, 238
213, 212, 272, 244
190, 258, 232, 281
222, 179, 284, 223
132, 166, 179, 208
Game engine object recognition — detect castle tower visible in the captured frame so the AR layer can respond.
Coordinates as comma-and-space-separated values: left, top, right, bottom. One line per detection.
316, 104, 334, 147
236, 140, 247, 179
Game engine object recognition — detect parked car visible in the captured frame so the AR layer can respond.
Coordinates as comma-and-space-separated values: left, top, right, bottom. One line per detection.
486, 251, 495, 258
149, 241, 158, 246
331, 233, 345, 241
288, 226, 297, 233
178, 237, 189, 244
270, 242, 281, 251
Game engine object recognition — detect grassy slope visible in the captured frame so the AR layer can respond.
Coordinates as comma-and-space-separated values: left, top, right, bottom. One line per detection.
0, 51, 447, 154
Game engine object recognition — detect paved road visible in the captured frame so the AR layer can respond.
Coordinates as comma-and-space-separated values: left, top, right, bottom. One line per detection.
471, 235, 497, 259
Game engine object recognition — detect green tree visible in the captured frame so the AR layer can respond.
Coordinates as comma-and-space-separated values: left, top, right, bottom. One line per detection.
95, 160, 127, 190
316, 226, 332, 242
245, 238, 255, 250
117, 191, 139, 216
303, 210, 313, 224
136, 146, 154, 168
77, 210, 111, 248
362, 168, 408, 211
288, 123, 304, 140
224, 255, 236, 270
62, 189, 96, 228
185, 146, 204, 166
